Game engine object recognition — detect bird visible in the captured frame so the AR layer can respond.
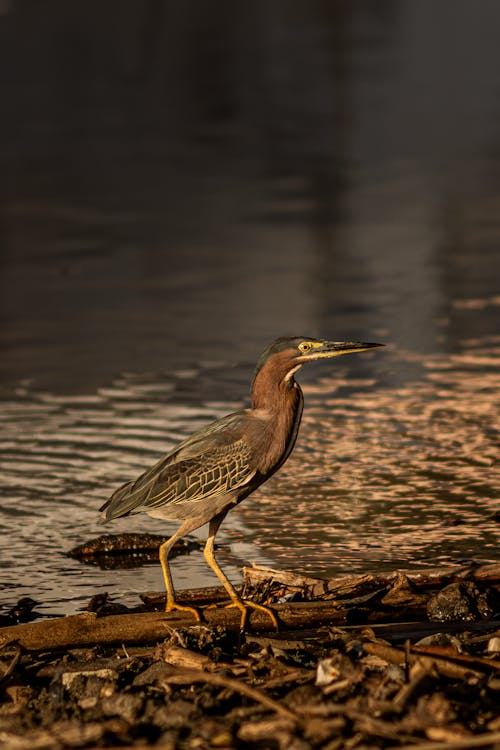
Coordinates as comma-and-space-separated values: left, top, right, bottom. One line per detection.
100, 336, 383, 630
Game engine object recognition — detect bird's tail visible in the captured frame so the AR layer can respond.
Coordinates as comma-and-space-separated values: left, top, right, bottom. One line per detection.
98, 480, 135, 521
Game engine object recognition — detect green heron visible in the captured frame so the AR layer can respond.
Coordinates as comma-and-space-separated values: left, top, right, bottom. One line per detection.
100, 336, 383, 629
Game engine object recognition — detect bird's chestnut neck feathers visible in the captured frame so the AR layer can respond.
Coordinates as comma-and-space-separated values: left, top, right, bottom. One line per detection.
250, 348, 304, 475
251, 349, 301, 411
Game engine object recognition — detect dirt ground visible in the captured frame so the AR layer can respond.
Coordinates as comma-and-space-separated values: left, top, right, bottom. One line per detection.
2, 563, 500, 749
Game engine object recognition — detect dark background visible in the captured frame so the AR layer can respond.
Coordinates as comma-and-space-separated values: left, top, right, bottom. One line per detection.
1, 0, 499, 392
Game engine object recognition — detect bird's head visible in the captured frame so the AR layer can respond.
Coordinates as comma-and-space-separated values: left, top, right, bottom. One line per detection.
253, 336, 384, 389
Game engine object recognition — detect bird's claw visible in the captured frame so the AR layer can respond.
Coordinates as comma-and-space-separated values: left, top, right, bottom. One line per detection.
165, 600, 202, 622
225, 598, 279, 632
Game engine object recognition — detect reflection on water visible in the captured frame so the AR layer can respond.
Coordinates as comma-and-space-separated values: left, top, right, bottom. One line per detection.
0, 372, 241, 614
1, 1, 500, 614
1, 338, 498, 615
241, 341, 499, 575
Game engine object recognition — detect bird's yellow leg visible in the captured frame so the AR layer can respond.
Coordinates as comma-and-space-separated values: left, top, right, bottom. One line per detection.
203, 520, 278, 631
159, 530, 201, 622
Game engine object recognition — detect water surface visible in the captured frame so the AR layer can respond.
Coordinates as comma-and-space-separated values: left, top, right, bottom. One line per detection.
1, 1, 500, 615
1, 334, 498, 616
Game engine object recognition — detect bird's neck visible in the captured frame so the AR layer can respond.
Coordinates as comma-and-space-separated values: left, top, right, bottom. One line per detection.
251, 352, 303, 411
251, 368, 304, 474
252, 375, 300, 412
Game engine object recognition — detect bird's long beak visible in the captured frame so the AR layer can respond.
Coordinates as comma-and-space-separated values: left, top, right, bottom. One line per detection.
299, 340, 384, 361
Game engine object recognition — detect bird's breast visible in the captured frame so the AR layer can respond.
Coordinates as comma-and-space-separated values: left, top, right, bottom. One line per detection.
246, 386, 303, 477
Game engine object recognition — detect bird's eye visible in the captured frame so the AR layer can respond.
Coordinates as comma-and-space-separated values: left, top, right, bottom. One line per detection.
299, 342, 312, 353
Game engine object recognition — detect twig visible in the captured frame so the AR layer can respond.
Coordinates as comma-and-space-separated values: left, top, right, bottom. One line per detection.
396, 730, 500, 750
158, 666, 297, 721
0, 645, 21, 684
363, 640, 486, 682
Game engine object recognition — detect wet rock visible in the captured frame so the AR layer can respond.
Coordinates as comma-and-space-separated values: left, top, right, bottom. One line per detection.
9, 597, 40, 623
0, 597, 41, 626
427, 582, 482, 622
69, 533, 203, 569
426, 582, 500, 623
86, 592, 112, 612
84, 592, 131, 617
95, 602, 131, 617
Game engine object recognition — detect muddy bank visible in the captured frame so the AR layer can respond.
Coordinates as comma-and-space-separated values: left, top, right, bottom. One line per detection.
1, 564, 500, 749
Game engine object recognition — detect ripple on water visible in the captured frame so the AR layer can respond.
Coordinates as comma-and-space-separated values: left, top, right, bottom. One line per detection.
0, 344, 499, 615
240, 343, 499, 574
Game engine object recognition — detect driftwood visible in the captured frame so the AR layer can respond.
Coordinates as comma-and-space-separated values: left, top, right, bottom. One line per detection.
0, 601, 349, 651
142, 560, 500, 610
2, 561, 500, 652
242, 561, 500, 598
363, 639, 500, 682
395, 734, 500, 750
141, 584, 239, 607
1, 606, 500, 655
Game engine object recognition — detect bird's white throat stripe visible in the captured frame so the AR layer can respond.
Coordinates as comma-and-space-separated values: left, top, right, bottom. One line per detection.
284, 364, 302, 382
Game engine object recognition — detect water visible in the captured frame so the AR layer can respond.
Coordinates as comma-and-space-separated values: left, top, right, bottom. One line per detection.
1, 339, 498, 616
1, 1, 500, 615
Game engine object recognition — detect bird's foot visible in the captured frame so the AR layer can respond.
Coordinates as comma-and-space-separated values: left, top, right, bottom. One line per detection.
165, 599, 202, 622
225, 598, 279, 632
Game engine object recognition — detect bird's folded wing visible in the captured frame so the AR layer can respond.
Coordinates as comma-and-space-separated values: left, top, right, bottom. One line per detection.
147, 439, 255, 509
101, 431, 256, 520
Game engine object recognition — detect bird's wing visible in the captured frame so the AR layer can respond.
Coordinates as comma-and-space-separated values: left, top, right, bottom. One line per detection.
101, 411, 256, 520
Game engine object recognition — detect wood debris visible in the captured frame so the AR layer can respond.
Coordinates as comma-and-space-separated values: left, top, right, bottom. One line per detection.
1, 562, 500, 748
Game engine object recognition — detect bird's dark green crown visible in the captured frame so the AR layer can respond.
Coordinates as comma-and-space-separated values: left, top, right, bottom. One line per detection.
254, 336, 314, 379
